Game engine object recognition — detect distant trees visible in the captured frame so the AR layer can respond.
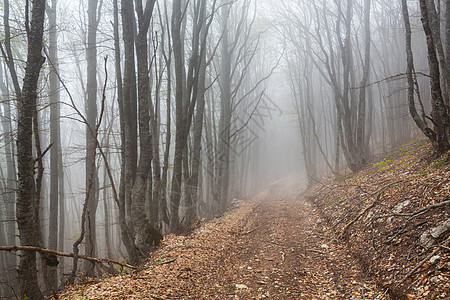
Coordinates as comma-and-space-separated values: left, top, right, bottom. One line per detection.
0, 2, 18, 294
280, 0, 450, 177
280, 0, 375, 174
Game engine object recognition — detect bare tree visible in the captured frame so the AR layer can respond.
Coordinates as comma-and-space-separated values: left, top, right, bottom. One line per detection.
401, 0, 435, 145
418, 0, 450, 152
46, 0, 62, 289
169, 0, 217, 232
84, 0, 101, 276
15, 0, 47, 297
118, 0, 161, 263
131, 0, 161, 256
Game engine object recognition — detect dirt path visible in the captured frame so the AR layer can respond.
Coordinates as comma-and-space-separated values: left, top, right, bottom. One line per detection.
58, 177, 386, 299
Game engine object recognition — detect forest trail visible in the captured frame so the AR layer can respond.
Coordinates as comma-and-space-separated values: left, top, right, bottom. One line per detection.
58, 176, 385, 299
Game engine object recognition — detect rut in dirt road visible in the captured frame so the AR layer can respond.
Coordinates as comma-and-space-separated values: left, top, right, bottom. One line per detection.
56, 178, 385, 299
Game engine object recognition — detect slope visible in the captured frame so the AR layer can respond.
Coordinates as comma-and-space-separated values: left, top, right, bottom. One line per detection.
305, 139, 450, 299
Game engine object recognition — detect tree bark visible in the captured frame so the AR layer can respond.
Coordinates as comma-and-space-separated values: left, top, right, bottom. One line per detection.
170, 0, 185, 233
419, 0, 450, 152
16, 0, 46, 297
132, 0, 162, 255
121, 0, 141, 261
113, 0, 138, 262
84, 0, 99, 276
47, 0, 61, 289
401, 0, 436, 144
217, 1, 232, 212
121, 0, 138, 238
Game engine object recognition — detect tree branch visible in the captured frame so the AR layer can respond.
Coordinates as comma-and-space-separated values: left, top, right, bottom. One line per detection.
396, 236, 450, 287
340, 180, 403, 237
372, 199, 450, 222
0, 246, 137, 269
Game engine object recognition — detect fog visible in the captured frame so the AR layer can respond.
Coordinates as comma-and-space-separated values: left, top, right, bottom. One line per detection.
0, 0, 448, 297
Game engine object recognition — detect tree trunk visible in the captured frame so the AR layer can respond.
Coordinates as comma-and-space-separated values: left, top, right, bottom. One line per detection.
57, 121, 65, 279
356, 0, 371, 161
185, 0, 209, 227
47, 0, 60, 289
446, 0, 450, 110
170, 0, 185, 233
185, 56, 206, 226
217, 2, 232, 212
160, 34, 171, 228
102, 132, 112, 259
120, 0, 141, 261
113, 0, 138, 261
84, 0, 99, 276
419, 0, 450, 152
401, 0, 437, 146
16, 0, 46, 297
132, 0, 161, 255
121, 0, 138, 237
426, 0, 450, 107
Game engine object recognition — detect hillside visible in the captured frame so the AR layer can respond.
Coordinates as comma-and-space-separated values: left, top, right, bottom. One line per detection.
54, 140, 449, 299
306, 139, 450, 299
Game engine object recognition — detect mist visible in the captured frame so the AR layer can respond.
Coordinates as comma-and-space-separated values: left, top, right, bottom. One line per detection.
0, 0, 449, 298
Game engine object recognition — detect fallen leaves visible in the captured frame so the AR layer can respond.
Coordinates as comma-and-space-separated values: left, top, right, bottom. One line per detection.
54, 176, 387, 299
305, 140, 450, 299
53, 140, 450, 300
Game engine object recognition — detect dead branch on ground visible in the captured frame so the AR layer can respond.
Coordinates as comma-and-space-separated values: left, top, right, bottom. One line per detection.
0, 246, 137, 269
395, 237, 450, 287
229, 226, 260, 235
340, 180, 403, 237
153, 258, 177, 266
371, 199, 450, 222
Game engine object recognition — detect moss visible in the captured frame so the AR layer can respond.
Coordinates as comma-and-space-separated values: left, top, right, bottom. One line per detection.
373, 158, 393, 171
431, 153, 448, 169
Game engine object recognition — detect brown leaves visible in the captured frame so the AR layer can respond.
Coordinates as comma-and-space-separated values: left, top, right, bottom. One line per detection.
305, 140, 450, 299
54, 143, 450, 300
55, 177, 385, 299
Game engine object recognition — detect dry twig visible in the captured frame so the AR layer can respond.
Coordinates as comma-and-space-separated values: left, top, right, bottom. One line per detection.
372, 199, 450, 222
396, 237, 450, 287
153, 258, 177, 266
340, 181, 403, 237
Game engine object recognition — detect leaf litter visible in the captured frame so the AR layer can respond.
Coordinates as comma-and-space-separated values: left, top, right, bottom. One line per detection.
55, 140, 449, 299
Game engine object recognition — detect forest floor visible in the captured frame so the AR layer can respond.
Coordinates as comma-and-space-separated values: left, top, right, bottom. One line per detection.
55, 140, 449, 300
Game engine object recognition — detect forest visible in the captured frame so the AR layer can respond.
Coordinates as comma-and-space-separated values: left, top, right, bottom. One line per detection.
0, 0, 449, 299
